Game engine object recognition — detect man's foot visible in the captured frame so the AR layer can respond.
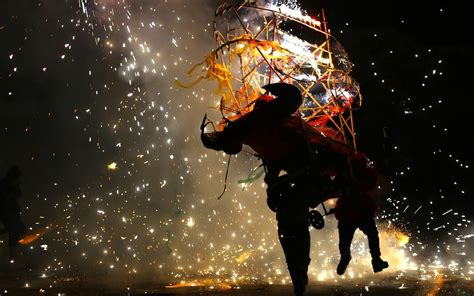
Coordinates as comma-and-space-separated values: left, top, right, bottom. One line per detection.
293, 285, 305, 296
292, 275, 307, 296
372, 257, 389, 272
336, 256, 351, 275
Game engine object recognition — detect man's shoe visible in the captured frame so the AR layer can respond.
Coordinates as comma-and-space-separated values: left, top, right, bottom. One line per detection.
372, 257, 389, 272
336, 256, 351, 275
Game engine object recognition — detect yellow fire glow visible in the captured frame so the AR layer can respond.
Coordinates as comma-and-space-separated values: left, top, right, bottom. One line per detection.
235, 250, 253, 264
107, 162, 118, 170
166, 279, 232, 290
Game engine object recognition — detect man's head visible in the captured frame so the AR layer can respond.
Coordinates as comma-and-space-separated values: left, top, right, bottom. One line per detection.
262, 83, 302, 114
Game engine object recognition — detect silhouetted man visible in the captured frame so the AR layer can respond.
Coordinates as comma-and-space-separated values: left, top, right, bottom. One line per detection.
201, 83, 346, 295
334, 153, 388, 275
0, 166, 27, 258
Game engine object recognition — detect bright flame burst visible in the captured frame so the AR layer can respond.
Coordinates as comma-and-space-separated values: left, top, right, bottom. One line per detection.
107, 162, 118, 170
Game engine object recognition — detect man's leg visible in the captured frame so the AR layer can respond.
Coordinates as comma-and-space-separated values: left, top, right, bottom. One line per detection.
358, 218, 381, 258
277, 213, 310, 295
359, 218, 388, 272
3, 212, 26, 260
337, 220, 356, 275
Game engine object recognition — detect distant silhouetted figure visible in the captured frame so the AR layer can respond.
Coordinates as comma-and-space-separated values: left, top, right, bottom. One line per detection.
334, 153, 388, 275
0, 166, 27, 258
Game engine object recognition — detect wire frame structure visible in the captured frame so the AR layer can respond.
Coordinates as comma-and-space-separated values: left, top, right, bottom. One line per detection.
181, 1, 361, 149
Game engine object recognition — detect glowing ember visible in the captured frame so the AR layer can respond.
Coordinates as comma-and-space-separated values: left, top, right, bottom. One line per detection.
166, 279, 233, 290
18, 225, 53, 246
107, 162, 118, 170
235, 250, 253, 264
427, 273, 444, 296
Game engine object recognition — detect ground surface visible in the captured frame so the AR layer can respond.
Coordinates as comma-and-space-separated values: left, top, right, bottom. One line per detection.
1, 250, 472, 295
0, 273, 473, 296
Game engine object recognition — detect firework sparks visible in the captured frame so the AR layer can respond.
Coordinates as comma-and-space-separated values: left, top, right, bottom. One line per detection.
0, 0, 472, 294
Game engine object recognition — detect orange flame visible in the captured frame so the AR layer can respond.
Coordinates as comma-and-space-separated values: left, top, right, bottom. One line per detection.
427, 273, 444, 296
18, 225, 53, 246
166, 279, 232, 290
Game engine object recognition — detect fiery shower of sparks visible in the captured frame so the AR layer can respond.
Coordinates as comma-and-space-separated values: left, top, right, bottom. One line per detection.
0, 0, 472, 294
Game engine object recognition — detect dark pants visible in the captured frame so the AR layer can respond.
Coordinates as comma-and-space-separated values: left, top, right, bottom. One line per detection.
338, 217, 381, 259
0, 204, 26, 248
277, 208, 310, 295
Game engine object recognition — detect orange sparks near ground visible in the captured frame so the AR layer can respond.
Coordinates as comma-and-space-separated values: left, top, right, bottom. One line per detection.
166, 279, 233, 290
427, 273, 444, 296
18, 225, 53, 246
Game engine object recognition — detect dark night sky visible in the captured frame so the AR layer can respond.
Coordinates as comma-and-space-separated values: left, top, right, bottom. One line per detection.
318, 1, 474, 236
0, 0, 472, 280
321, 1, 474, 218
